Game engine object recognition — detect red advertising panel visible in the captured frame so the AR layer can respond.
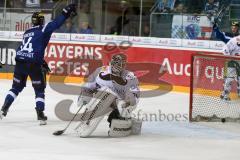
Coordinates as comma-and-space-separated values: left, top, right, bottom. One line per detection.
192, 54, 240, 91
0, 40, 220, 89
44, 43, 219, 87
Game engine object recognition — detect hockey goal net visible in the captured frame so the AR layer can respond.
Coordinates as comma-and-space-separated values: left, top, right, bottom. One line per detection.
189, 53, 240, 122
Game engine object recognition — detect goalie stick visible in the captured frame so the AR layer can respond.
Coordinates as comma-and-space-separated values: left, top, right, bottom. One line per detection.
53, 103, 85, 136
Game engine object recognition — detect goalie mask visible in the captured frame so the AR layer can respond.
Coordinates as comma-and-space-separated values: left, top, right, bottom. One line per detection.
110, 53, 127, 75
32, 12, 45, 26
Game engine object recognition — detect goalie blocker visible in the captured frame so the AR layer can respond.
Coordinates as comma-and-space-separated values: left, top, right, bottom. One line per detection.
75, 87, 142, 137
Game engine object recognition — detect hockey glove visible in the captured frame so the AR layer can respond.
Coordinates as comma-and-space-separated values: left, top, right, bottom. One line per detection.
212, 22, 218, 30
62, 4, 77, 18
117, 100, 136, 119
42, 60, 51, 74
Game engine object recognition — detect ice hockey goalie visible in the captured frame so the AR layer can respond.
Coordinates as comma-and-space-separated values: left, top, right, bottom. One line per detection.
75, 53, 141, 137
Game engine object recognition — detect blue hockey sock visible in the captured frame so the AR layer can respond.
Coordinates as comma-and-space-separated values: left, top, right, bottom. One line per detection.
35, 93, 45, 111
2, 89, 19, 112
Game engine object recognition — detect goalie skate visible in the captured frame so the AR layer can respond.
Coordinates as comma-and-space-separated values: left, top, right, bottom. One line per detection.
75, 87, 117, 137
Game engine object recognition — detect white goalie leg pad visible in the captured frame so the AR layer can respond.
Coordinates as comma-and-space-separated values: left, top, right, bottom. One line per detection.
108, 119, 132, 137
131, 118, 142, 135
75, 87, 117, 137
108, 118, 142, 137
76, 116, 105, 138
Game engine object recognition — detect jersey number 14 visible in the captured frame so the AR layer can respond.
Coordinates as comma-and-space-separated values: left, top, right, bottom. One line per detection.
21, 37, 33, 53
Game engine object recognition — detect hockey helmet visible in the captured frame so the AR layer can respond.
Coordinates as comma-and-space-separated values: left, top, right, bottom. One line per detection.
110, 53, 127, 75
231, 21, 239, 27
32, 12, 45, 26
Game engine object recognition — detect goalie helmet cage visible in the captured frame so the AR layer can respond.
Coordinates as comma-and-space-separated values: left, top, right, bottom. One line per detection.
189, 53, 240, 122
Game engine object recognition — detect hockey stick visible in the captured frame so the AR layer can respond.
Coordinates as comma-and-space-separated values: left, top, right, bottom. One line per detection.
74, 107, 88, 130
210, 0, 232, 39
216, 0, 232, 23
53, 103, 85, 136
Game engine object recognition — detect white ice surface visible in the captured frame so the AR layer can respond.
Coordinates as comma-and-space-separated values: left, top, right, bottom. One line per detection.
1, 80, 240, 160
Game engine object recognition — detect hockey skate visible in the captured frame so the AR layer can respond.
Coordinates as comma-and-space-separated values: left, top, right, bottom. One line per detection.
35, 108, 47, 125
0, 111, 6, 120
220, 89, 231, 101
220, 94, 231, 101
0, 105, 9, 120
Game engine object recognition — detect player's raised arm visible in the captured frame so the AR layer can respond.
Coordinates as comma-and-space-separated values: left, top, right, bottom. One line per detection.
42, 4, 77, 34
213, 24, 231, 43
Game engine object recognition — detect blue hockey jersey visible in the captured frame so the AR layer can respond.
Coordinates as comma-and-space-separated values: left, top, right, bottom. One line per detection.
16, 15, 67, 64
213, 27, 231, 44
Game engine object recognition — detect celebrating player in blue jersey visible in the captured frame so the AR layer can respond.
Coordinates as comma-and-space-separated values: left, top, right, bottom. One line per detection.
0, 4, 77, 125
213, 22, 239, 43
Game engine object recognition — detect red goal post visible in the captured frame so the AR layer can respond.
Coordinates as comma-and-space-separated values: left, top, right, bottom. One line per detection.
189, 53, 240, 122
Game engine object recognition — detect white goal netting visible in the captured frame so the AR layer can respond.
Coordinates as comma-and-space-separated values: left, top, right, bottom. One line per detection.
190, 54, 240, 122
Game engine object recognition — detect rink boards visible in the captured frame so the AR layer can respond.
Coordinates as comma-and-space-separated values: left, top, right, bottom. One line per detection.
0, 32, 225, 94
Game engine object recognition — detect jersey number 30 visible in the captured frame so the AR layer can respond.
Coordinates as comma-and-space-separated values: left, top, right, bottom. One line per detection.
21, 37, 33, 52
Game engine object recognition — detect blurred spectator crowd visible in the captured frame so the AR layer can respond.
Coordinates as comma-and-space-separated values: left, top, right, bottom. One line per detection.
0, 0, 57, 9
0, 0, 239, 38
